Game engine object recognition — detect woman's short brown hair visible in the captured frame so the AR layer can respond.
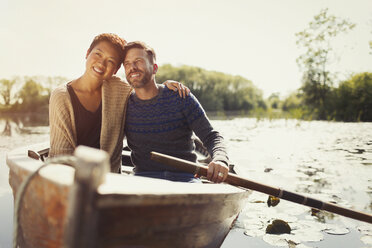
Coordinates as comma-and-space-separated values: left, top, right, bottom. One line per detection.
88, 33, 127, 70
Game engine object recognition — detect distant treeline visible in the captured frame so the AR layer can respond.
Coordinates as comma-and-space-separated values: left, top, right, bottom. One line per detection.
1, 68, 372, 122
0, 67, 266, 114
0, 64, 268, 115
0, 76, 67, 113
156, 64, 265, 112
281, 72, 372, 122
160, 66, 372, 122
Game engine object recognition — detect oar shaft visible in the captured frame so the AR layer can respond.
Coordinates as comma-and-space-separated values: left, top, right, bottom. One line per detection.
150, 151, 372, 224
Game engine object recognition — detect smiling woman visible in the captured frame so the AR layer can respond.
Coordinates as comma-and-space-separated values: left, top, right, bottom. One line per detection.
49, 33, 188, 173
49, 33, 131, 173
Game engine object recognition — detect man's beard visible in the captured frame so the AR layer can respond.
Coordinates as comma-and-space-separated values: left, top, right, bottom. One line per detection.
127, 70, 152, 89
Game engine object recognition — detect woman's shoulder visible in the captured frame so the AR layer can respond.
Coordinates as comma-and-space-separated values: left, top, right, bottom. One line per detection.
105, 76, 131, 90
51, 84, 68, 95
50, 84, 70, 105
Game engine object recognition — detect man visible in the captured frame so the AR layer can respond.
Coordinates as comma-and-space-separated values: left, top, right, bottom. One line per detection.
123, 41, 229, 183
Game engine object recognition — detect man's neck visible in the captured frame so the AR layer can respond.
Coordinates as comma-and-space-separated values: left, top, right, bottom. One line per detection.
134, 80, 159, 100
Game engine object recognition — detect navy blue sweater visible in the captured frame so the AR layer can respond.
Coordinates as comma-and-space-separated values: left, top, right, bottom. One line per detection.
125, 85, 229, 173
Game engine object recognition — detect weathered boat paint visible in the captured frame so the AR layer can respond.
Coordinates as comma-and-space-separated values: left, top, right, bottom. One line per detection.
7, 144, 250, 248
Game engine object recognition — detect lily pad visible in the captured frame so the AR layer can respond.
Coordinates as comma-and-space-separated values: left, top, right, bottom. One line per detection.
324, 224, 349, 235
267, 212, 298, 223
295, 244, 313, 248
242, 221, 264, 231
264, 167, 273, 173
291, 220, 326, 230
267, 195, 280, 207
263, 234, 293, 246
310, 208, 320, 216
244, 228, 266, 237
357, 225, 372, 235
289, 220, 325, 242
291, 228, 324, 242
360, 235, 372, 246
266, 219, 291, 234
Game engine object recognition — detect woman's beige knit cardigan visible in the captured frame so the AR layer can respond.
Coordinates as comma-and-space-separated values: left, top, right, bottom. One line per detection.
49, 76, 132, 173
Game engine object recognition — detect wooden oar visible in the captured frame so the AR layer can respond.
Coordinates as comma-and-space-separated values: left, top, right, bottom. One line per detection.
151, 151, 372, 224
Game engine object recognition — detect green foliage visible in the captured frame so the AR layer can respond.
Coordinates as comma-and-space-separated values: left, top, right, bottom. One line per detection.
0, 79, 18, 106
292, 9, 371, 122
281, 91, 308, 119
333, 72, 372, 121
267, 93, 281, 109
296, 8, 356, 72
300, 71, 335, 119
288, 9, 372, 122
156, 64, 265, 112
2, 68, 371, 122
282, 72, 372, 121
296, 8, 355, 119
0, 76, 66, 113
282, 92, 300, 111
17, 78, 49, 112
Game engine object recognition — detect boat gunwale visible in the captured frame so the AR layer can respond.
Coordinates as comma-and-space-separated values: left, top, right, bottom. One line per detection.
7, 144, 250, 200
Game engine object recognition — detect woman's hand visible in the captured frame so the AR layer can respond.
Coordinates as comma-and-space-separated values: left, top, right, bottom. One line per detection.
163, 80, 190, 98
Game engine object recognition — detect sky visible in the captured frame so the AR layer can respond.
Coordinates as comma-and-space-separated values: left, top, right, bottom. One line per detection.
1, 0, 371, 98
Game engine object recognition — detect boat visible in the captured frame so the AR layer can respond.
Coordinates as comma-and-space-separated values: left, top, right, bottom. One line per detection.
7, 143, 250, 248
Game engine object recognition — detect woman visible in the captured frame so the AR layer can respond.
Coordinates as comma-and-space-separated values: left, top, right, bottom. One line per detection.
49, 33, 187, 173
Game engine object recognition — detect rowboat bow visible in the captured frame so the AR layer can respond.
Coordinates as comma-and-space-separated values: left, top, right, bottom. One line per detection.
7, 144, 250, 248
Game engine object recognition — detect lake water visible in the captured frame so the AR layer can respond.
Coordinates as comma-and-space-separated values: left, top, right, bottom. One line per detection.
0, 114, 371, 248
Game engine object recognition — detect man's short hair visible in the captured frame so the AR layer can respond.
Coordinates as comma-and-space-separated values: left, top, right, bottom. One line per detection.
88, 33, 127, 70
123, 41, 156, 64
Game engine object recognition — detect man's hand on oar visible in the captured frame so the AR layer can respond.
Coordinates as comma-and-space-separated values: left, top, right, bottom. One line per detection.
207, 161, 229, 183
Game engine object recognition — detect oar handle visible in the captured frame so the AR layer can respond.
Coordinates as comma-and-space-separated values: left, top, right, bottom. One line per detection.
150, 151, 372, 224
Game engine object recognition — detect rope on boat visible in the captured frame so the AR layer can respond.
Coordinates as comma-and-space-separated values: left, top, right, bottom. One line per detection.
13, 156, 77, 248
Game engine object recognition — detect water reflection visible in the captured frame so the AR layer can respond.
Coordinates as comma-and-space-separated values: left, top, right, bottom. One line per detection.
1, 120, 11, 136
0, 114, 48, 137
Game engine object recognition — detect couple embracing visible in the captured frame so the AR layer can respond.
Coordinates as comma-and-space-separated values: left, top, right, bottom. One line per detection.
49, 33, 229, 183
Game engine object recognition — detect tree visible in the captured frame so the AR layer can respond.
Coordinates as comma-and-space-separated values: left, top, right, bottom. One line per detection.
0, 79, 17, 106
18, 78, 48, 111
267, 93, 281, 109
282, 92, 302, 111
296, 8, 355, 119
334, 72, 372, 121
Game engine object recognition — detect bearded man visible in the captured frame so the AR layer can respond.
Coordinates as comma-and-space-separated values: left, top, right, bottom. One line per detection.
123, 41, 229, 183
